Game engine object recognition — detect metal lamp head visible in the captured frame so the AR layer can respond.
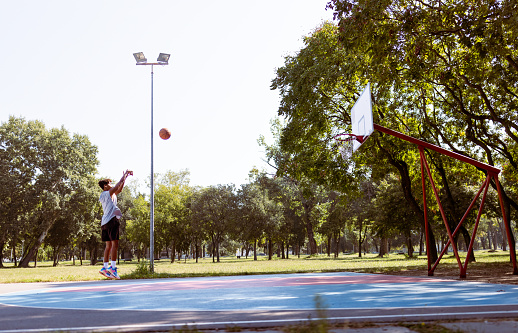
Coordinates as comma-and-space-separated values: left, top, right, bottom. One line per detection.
157, 53, 170, 64
133, 52, 147, 64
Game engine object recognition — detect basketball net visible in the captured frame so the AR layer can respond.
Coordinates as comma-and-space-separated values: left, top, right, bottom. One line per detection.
338, 137, 355, 161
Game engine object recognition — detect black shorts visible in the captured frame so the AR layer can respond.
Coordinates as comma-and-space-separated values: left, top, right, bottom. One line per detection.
101, 217, 120, 242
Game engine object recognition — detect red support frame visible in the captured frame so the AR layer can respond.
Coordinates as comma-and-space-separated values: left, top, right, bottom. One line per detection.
373, 124, 518, 278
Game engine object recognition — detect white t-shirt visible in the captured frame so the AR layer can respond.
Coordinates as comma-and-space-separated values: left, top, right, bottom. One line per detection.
99, 191, 122, 226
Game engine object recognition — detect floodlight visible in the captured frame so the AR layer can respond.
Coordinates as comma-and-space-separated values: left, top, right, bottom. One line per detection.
133, 52, 147, 64
157, 53, 170, 64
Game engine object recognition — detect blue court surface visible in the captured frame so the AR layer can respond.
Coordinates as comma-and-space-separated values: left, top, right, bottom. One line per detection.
1, 272, 518, 332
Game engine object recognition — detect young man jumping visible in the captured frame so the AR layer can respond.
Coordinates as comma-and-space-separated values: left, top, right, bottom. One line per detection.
98, 170, 132, 279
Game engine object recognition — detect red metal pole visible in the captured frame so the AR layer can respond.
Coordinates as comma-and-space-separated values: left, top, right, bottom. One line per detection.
420, 147, 432, 275
374, 124, 500, 174
449, 178, 488, 241
421, 148, 463, 271
429, 177, 489, 275
371, 123, 518, 277
494, 175, 518, 275
462, 174, 491, 277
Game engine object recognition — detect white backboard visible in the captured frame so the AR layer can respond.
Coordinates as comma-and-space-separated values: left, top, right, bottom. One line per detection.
351, 83, 373, 152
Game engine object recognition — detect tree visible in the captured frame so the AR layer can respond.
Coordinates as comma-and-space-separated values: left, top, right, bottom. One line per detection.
45, 178, 100, 267
0, 116, 99, 268
326, 0, 518, 261
154, 170, 194, 262
270, 16, 518, 262
191, 185, 237, 262
69, 176, 102, 265
237, 181, 269, 260
0, 117, 51, 266
259, 119, 344, 255
370, 174, 421, 257
320, 192, 348, 257
127, 195, 150, 261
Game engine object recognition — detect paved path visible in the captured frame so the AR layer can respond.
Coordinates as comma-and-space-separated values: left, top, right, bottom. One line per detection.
1, 272, 518, 332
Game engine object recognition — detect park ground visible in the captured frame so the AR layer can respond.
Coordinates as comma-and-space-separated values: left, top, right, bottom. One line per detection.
1, 250, 517, 284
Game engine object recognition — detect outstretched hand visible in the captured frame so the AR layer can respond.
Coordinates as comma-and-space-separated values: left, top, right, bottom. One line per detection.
123, 170, 133, 180
110, 170, 133, 196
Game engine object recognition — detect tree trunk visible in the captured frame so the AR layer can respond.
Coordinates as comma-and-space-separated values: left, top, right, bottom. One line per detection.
90, 246, 98, 265
394, 159, 437, 260
379, 238, 388, 257
211, 236, 216, 263
498, 218, 507, 251
216, 240, 220, 263
406, 232, 413, 257
419, 229, 424, 256
334, 233, 340, 258
19, 230, 47, 268
503, 197, 517, 262
357, 220, 366, 258
303, 203, 318, 255
171, 240, 176, 263
377, 140, 439, 263
12, 240, 17, 267
459, 226, 475, 262
52, 246, 60, 266
490, 178, 517, 266
254, 239, 257, 261
0, 240, 4, 268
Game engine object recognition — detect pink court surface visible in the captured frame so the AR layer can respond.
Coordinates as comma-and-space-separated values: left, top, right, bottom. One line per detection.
1, 272, 518, 332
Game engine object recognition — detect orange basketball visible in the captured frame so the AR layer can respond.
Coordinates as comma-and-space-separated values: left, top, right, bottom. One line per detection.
159, 128, 171, 140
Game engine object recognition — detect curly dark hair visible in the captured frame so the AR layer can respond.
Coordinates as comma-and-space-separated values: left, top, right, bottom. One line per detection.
98, 179, 111, 190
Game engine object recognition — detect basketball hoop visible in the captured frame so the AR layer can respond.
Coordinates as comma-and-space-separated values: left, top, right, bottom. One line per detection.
334, 134, 358, 161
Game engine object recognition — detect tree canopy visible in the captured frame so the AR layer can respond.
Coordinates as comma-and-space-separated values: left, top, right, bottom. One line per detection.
0, 116, 99, 267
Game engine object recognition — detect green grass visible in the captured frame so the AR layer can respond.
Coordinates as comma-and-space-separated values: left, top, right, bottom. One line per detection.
0, 250, 512, 283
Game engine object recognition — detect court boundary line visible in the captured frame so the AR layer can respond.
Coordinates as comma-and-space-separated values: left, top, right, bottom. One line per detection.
2, 301, 518, 312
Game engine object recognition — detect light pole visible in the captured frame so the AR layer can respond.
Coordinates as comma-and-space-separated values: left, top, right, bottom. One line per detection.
133, 51, 170, 273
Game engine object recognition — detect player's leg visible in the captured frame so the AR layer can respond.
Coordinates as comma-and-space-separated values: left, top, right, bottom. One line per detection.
110, 240, 119, 264
108, 220, 121, 279
104, 241, 112, 263
99, 218, 117, 278
99, 240, 113, 278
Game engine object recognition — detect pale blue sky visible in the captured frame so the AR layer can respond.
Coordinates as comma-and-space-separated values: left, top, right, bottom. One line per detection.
1, 1, 334, 189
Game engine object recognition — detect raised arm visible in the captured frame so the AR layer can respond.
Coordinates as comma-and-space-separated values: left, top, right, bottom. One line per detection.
109, 170, 133, 196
